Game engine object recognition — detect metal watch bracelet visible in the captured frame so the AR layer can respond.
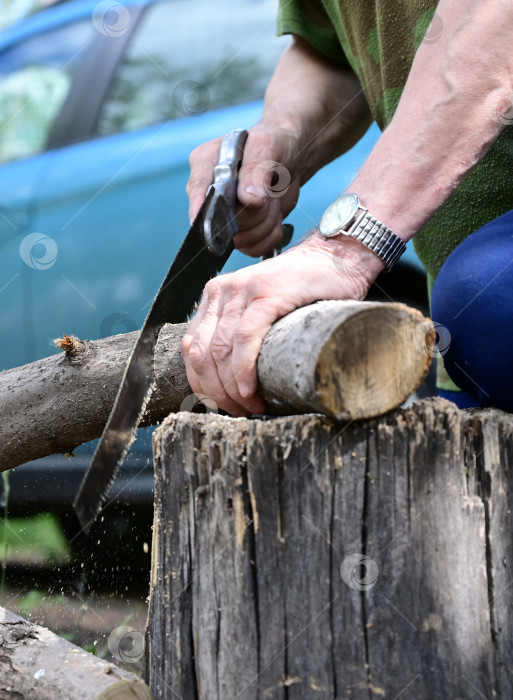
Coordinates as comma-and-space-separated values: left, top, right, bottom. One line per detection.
348, 210, 406, 271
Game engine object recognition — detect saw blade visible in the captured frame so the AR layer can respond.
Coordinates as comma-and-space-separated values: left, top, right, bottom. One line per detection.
73, 187, 233, 533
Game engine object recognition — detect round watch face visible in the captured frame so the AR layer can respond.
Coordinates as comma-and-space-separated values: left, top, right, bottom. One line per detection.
319, 194, 360, 237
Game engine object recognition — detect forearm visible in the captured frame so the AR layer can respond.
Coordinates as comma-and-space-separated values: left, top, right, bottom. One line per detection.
259, 36, 372, 184
349, 0, 513, 242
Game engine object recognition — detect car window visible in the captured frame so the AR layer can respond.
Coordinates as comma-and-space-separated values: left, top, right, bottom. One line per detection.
97, 0, 289, 135
0, 19, 93, 164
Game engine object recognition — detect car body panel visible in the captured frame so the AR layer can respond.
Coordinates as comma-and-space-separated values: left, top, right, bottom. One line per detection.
0, 0, 148, 51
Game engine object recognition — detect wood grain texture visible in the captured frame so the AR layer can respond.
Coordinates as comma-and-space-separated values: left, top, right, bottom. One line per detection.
258, 300, 432, 420
0, 607, 153, 700
145, 398, 513, 699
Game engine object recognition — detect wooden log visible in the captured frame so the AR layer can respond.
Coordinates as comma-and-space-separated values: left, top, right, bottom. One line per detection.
258, 300, 433, 418
144, 398, 513, 699
0, 300, 432, 470
0, 607, 153, 700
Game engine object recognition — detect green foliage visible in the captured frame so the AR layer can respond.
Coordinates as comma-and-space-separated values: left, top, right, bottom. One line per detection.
17, 589, 46, 618
1, 511, 70, 566
82, 644, 98, 655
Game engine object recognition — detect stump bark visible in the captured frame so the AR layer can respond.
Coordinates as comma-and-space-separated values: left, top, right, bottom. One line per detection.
145, 397, 513, 699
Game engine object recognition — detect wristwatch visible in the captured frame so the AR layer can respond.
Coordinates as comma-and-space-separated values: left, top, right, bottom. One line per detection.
319, 193, 406, 271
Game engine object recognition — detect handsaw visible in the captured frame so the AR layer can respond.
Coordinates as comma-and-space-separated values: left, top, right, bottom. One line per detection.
73, 129, 250, 534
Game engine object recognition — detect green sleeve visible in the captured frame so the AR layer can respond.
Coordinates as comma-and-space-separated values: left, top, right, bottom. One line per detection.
277, 0, 351, 67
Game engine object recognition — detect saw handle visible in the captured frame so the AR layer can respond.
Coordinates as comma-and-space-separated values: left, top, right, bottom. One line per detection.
204, 128, 294, 258
204, 129, 248, 256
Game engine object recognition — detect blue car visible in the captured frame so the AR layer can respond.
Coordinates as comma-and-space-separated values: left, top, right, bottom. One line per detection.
0, 0, 425, 570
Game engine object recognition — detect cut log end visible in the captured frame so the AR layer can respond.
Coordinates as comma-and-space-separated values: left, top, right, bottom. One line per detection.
314, 302, 434, 419
96, 681, 154, 700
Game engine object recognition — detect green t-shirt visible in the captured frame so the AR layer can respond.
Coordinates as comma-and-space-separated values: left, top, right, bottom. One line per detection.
278, 0, 513, 390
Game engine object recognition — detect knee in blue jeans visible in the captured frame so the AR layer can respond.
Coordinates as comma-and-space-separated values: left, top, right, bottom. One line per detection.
431, 209, 513, 412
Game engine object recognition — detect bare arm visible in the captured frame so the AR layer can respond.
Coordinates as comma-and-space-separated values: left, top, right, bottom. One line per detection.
350, 0, 513, 240
258, 36, 372, 184
187, 36, 371, 256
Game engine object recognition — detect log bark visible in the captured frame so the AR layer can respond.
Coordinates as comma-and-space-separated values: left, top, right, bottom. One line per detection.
0, 300, 432, 471
0, 607, 153, 700
144, 398, 513, 699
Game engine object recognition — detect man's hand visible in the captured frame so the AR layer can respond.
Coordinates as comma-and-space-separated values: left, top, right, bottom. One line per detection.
181, 234, 385, 415
187, 125, 301, 257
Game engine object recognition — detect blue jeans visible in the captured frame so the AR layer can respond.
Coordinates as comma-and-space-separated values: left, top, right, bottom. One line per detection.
431, 208, 513, 411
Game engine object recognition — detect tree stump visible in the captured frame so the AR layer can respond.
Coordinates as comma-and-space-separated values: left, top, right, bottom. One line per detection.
144, 398, 513, 699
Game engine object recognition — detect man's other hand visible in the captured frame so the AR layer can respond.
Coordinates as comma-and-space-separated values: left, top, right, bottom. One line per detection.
181, 233, 384, 416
